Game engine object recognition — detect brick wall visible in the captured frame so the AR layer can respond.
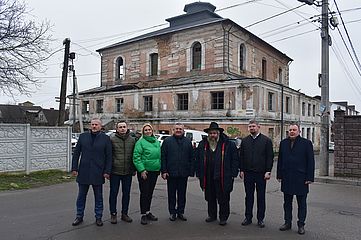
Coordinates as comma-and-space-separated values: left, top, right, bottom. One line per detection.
334, 109, 361, 177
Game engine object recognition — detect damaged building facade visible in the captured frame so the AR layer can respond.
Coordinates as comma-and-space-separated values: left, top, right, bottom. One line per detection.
78, 2, 320, 149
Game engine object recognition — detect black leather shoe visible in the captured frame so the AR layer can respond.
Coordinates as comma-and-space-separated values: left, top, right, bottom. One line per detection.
95, 218, 103, 226
146, 212, 158, 221
279, 223, 292, 231
141, 215, 148, 225
241, 218, 252, 226
177, 214, 187, 221
205, 217, 217, 222
258, 220, 265, 228
298, 226, 305, 235
219, 220, 227, 226
169, 214, 176, 221
72, 217, 83, 226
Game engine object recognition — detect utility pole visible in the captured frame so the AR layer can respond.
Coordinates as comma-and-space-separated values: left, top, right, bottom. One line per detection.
69, 52, 76, 132
297, 0, 330, 176
57, 38, 71, 126
319, 0, 330, 176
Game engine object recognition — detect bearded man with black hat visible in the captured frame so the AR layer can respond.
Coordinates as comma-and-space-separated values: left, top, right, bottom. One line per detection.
195, 122, 239, 226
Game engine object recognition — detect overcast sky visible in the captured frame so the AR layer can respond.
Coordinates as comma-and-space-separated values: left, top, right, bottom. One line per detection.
1, 0, 360, 111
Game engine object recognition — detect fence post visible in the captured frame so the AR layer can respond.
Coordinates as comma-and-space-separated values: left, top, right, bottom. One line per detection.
67, 126, 72, 172
25, 124, 31, 174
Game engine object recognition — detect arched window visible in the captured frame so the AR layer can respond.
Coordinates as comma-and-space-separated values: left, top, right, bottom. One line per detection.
116, 57, 124, 80
192, 42, 202, 70
150, 53, 158, 76
240, 44, 246, 71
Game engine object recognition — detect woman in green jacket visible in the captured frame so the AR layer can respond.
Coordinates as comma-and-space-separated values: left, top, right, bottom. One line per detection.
133, 123, 161, 225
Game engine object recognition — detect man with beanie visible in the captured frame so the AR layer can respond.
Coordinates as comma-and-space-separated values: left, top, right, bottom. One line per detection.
161, 123, 194, 221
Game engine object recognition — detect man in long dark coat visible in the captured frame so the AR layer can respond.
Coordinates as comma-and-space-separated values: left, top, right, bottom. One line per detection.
196, 122, 239, 226
161, 123, 194, 221
71, 118, 112, 227
277, 123, 315, 235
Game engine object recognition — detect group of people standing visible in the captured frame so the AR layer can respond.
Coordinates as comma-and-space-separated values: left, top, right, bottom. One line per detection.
71, 118, 315, 235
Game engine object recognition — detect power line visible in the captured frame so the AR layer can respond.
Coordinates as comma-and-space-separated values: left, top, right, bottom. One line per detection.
245, 3, 306, 28
333, 0, 361, 73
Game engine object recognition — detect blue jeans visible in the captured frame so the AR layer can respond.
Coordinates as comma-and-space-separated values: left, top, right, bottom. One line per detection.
76, 184, 103, 219
109, 174, 133, 215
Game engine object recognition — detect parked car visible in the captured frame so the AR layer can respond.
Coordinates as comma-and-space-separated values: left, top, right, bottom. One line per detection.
229, 137, 242, 149
155, 133, 171, 145
329, 141, 335, 152
184, 129, 208, 147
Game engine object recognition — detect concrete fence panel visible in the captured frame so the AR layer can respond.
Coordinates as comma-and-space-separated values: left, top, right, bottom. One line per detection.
0, 124, 71, 174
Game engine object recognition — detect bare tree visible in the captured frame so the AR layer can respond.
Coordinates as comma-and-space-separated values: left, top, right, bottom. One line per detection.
0, 0, 53, 96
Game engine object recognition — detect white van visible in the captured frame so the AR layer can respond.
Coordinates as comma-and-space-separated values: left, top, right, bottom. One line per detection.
184, 129, 208, 147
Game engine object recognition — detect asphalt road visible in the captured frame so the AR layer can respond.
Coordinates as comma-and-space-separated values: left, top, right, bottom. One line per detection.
1, 158, 361, 240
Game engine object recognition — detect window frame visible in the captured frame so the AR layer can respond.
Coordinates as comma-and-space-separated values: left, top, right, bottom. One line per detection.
96, 99, 103, 113
211, 91, 224, 110
149, 53, 158, 76
144, 96, 153, 112
177, 93, 189, 111
192, 42, 202, 70
115, 98, 124, 113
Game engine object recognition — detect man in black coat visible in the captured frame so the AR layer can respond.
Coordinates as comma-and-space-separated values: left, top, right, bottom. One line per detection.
195, 122, 239, 226
277, 123, 315, 235
71, 118, 112, 227
161, 123, 194, 221
240, 119, 274, 228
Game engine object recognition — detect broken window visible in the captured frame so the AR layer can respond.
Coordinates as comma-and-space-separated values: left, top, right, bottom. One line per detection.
211, 91, 224, 110
177, 93, 188, 110
150, 53, 158, 76
82, 101, 89, 114
96, 99, 103, 113
192, 42, 201, 70
116, 57, 124, 80
116, 98, 124, 113
144, 96, 153, 112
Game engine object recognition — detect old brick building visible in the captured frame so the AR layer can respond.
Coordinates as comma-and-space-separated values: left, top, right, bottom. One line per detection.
77, 2, 320, 149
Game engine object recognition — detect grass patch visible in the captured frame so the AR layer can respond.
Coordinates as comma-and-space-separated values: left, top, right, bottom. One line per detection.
0, 170, 75, 191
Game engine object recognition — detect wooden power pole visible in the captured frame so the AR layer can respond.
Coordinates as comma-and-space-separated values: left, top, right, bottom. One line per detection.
57, 38, 71, 126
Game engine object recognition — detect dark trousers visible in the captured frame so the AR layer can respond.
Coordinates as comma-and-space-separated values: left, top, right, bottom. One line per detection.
283, 193, 307, 227
167, 176, 188, 215
76, 183, 103, 219
137, 171, 159, 214
244, 171, 266, 221
109, 174, 132, 215
206, 179, 230, 221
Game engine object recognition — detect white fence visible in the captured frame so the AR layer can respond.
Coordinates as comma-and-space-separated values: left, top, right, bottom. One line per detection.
0, 124, 72, 174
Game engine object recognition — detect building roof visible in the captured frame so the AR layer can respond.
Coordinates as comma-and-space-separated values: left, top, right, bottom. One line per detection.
96, 2, 292, 62
0, 105, 27, 123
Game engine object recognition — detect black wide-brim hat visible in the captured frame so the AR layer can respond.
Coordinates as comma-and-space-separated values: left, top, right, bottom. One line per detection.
204, 122, 224, 133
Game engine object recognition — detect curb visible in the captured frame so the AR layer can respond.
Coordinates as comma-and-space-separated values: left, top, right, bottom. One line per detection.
315, 177, 361, 186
